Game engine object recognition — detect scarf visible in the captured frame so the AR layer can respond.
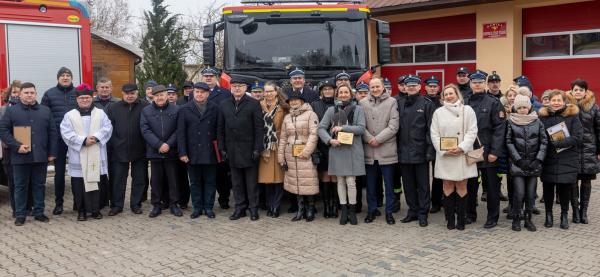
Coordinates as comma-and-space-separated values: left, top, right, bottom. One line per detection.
510, 111, 538, 126
8, 96, 20, 105
75, 103, 93, 116
68, 108, 102, 192
333, 99, 356, 126
262, 101, 279, 157
323, 97, 335, 106
194, 100, 207, 115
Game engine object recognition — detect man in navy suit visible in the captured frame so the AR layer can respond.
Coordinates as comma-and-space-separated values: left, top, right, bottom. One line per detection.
283, 68, 320, 104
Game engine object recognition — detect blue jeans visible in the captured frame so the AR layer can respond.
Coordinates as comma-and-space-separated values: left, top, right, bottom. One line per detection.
188, 164, 217, 212
12, 163, 48, 218
53, 135, 72, 204
111, 160, 147, 211
366, 161, 396, 214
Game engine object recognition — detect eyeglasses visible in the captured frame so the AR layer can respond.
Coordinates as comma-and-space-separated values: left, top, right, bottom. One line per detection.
264, 90, 276, 94
78, 97, 92, 101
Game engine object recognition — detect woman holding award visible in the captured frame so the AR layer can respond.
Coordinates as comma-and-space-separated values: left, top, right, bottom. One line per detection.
430, 84, 478, 230
278, 91, 320, 222
538, 89, 583, 229
317, 84, 366, 225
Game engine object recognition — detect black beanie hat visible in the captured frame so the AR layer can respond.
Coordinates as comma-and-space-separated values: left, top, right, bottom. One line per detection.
57, 67, 73, 80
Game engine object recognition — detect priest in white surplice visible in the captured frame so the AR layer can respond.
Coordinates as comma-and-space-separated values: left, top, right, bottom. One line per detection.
61, 84, 113, 221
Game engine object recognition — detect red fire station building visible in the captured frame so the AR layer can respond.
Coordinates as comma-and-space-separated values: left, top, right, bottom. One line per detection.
366, 0, 600, 98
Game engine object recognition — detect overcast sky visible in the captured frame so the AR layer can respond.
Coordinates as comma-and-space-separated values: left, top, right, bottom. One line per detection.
128, 0, 240, 19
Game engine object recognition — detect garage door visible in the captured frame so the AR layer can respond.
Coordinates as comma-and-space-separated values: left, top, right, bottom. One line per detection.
7, 24, 82, 102
523, 1, 600, 99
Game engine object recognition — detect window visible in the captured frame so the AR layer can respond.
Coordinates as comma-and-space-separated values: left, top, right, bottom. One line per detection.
523, 29, 600, 59
388, 39, 476, 65
573, 32, 600, 55
525, 35, 570, 58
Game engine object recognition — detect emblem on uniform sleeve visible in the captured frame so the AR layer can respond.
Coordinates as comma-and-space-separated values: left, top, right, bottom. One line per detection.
499, 111, 505, 118
416, 109, 424, 113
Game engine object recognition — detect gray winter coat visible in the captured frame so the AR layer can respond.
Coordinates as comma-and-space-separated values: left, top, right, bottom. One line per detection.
317, 104, 366, 176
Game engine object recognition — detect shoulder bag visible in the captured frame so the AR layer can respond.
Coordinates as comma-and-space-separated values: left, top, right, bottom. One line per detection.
462, 105, 485, 165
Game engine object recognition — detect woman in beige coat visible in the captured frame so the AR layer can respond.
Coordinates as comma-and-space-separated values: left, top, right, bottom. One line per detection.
278, 91, 320, 222
258, 81, 289, 218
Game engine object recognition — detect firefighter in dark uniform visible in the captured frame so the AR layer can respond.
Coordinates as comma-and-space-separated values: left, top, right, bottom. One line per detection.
423, 76, 444, 213
391, 75, 407, 212
393, 75, 408, 101
487, 72, 503, 100
463, 69, 507, 228
383, 78, 393, 97
457, 67, 472, 99
335, 70, 352, 88
397, 74, 436, 227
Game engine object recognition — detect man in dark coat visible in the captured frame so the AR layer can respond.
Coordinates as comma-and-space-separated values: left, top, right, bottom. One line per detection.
167, 83, 190, 209
463, 69, 507, 229
217, 77, 265, 221
140, 85, 182, 218
190, 66, 233, 209
93, 77, 120, 109
393, 75, 408, 101
176, 81, 194, 106
178, 82, 220, 219
41, 67, 77, 215
105, 83, 150, 216
0, 82, 58, 226
283, 68, 319, 104
487, 72, 503, 100
423, 76, 444, 214
397, 75, 436, 227
457, 67, 473, 99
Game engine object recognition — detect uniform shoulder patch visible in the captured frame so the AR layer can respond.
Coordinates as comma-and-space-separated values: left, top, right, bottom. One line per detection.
499, 111, 505, 118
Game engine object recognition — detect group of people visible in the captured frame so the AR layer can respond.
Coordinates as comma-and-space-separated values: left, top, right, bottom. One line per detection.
0, 66, 596, 233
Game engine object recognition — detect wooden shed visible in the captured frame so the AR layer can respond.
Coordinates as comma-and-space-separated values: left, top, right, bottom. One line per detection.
91, 29, 143, 99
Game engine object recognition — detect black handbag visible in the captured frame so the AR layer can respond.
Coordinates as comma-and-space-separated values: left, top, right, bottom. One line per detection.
311, 151, 321, 165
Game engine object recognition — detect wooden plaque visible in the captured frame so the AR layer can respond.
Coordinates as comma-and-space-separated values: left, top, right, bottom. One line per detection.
293, 144, 306, 157
440, 137, 458, 151
337, 132, 354, 145
14, 126, 31, 152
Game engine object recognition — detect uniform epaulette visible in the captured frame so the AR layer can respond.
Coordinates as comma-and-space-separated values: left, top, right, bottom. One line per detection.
486, 93, 501, 102
422, 96, 433, 103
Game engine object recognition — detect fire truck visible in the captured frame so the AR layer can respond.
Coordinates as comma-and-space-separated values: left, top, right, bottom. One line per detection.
202, 0, 390, 89
0, 0, 93, 102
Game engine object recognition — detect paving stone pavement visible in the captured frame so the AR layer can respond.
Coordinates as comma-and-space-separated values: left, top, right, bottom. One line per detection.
0, 173, 599, 277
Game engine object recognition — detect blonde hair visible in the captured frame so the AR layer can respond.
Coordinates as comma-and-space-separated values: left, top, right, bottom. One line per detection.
335, 83, 356, 98
505, 85, 519, 97
441, 83, 464, 104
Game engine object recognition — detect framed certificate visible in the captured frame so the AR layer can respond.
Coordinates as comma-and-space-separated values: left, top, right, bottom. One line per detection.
440, 137, 458, 151
293, 144, 306, 157
14, 126, 32, 152
337, 132, 354, 145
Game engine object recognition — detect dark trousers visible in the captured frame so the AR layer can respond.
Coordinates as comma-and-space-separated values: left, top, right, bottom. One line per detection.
356, 175, 365, 207
177, 160, 190, 206
111, 160, 147, 211
543, 182, 570, 213
265, 183, 284, 209
216, 162, 231, 204
230, 165, 259, 211
366, 161, 395, 214
150, 160, 179, 208
12, 163, 48, 218
3, 149, 33, 213
507, 175, 514, 203
430, 161, 443, 208
53, 135, 74, 204
512, 176, 536, 215
467, 167, 500, 222
394, 163, 402, 194
72, 175, 106, 214
102, 151, 113, 209
401, 163, 430, 219
259, 183, 267, 204
376, 167, 383, 204
188, 163, 217, 212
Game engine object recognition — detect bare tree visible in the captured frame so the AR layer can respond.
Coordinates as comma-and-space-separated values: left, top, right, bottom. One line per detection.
88, 0, 133, 40
183, 1, 229, 80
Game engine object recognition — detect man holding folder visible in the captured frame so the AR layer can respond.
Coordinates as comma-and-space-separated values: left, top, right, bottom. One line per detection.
0, 82, 58, 226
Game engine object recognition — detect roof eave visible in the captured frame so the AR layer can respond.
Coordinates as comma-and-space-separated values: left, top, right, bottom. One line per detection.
370, 0, 511, 17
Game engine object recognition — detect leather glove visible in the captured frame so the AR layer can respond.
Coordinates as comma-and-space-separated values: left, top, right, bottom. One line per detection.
220, 151, 228, 163
515, 159, 528, 170
251, 150, 261, 163
426, 153, 435, 162
426, 145, 436, 162
549, 139, 559, 149
529, 159, 542, 171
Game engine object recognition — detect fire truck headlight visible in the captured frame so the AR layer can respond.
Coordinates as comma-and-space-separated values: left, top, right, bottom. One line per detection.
39, 5, 47, 13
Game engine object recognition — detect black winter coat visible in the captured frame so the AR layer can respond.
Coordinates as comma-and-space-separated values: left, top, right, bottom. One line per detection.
93, 95, 120, 109
41, 83, 77, 126
311, 97, 335, 170
217, 94, 265, 168
177, 100, 220, 165
0, 102, 58, 165
458, 82, 473, 99
538, 105, 583, 184
464, 92, 507, 168
397, 93, 435, 164
567, 90, 600, 175
189, 86, 232, 106
425, 93, 443, 109
140, 101, 180, 160
105, 99, 150, 162
505, 115, 548, 177
176, 95, 189, 106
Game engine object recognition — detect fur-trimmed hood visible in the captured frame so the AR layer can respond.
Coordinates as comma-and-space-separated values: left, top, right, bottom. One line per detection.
566, 90, 596, 113
538, 104, 579, 117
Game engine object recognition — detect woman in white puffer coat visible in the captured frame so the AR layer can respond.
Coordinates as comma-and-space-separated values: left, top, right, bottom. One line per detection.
430, 84, 478, 231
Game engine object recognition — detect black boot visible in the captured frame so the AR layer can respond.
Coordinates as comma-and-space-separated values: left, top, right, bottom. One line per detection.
291, 195, 305, 222
348, 204, 358, 225
288, 194, 298, 213
524, 211, 536, 231
306, 195, 315, 222
456, 193, 467, 231
443, 192, 456, 230
560, 212, 569, 229
580, 185, 591, 224
323, 182, 331, 219
340, 204, 348, 225
512, 215, 521, 231
555, 190, 560, 204
331, 185, 339, 218
571, 185, 580, 223
393, 193, 401, 213
545, 212, 553, 228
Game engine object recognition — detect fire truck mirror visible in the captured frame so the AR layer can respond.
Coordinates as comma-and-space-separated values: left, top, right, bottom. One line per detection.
377, 38, 391, 65
203, 24, 216, 39
203, 41, 216, 66
376, 20, 390, 36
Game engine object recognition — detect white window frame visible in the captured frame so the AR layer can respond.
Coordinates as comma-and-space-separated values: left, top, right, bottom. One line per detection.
384, 38, 477, 67
523, 28, 600, 60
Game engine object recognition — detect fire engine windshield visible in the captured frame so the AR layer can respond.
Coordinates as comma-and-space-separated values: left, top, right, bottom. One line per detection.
225, 20, 368, 71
